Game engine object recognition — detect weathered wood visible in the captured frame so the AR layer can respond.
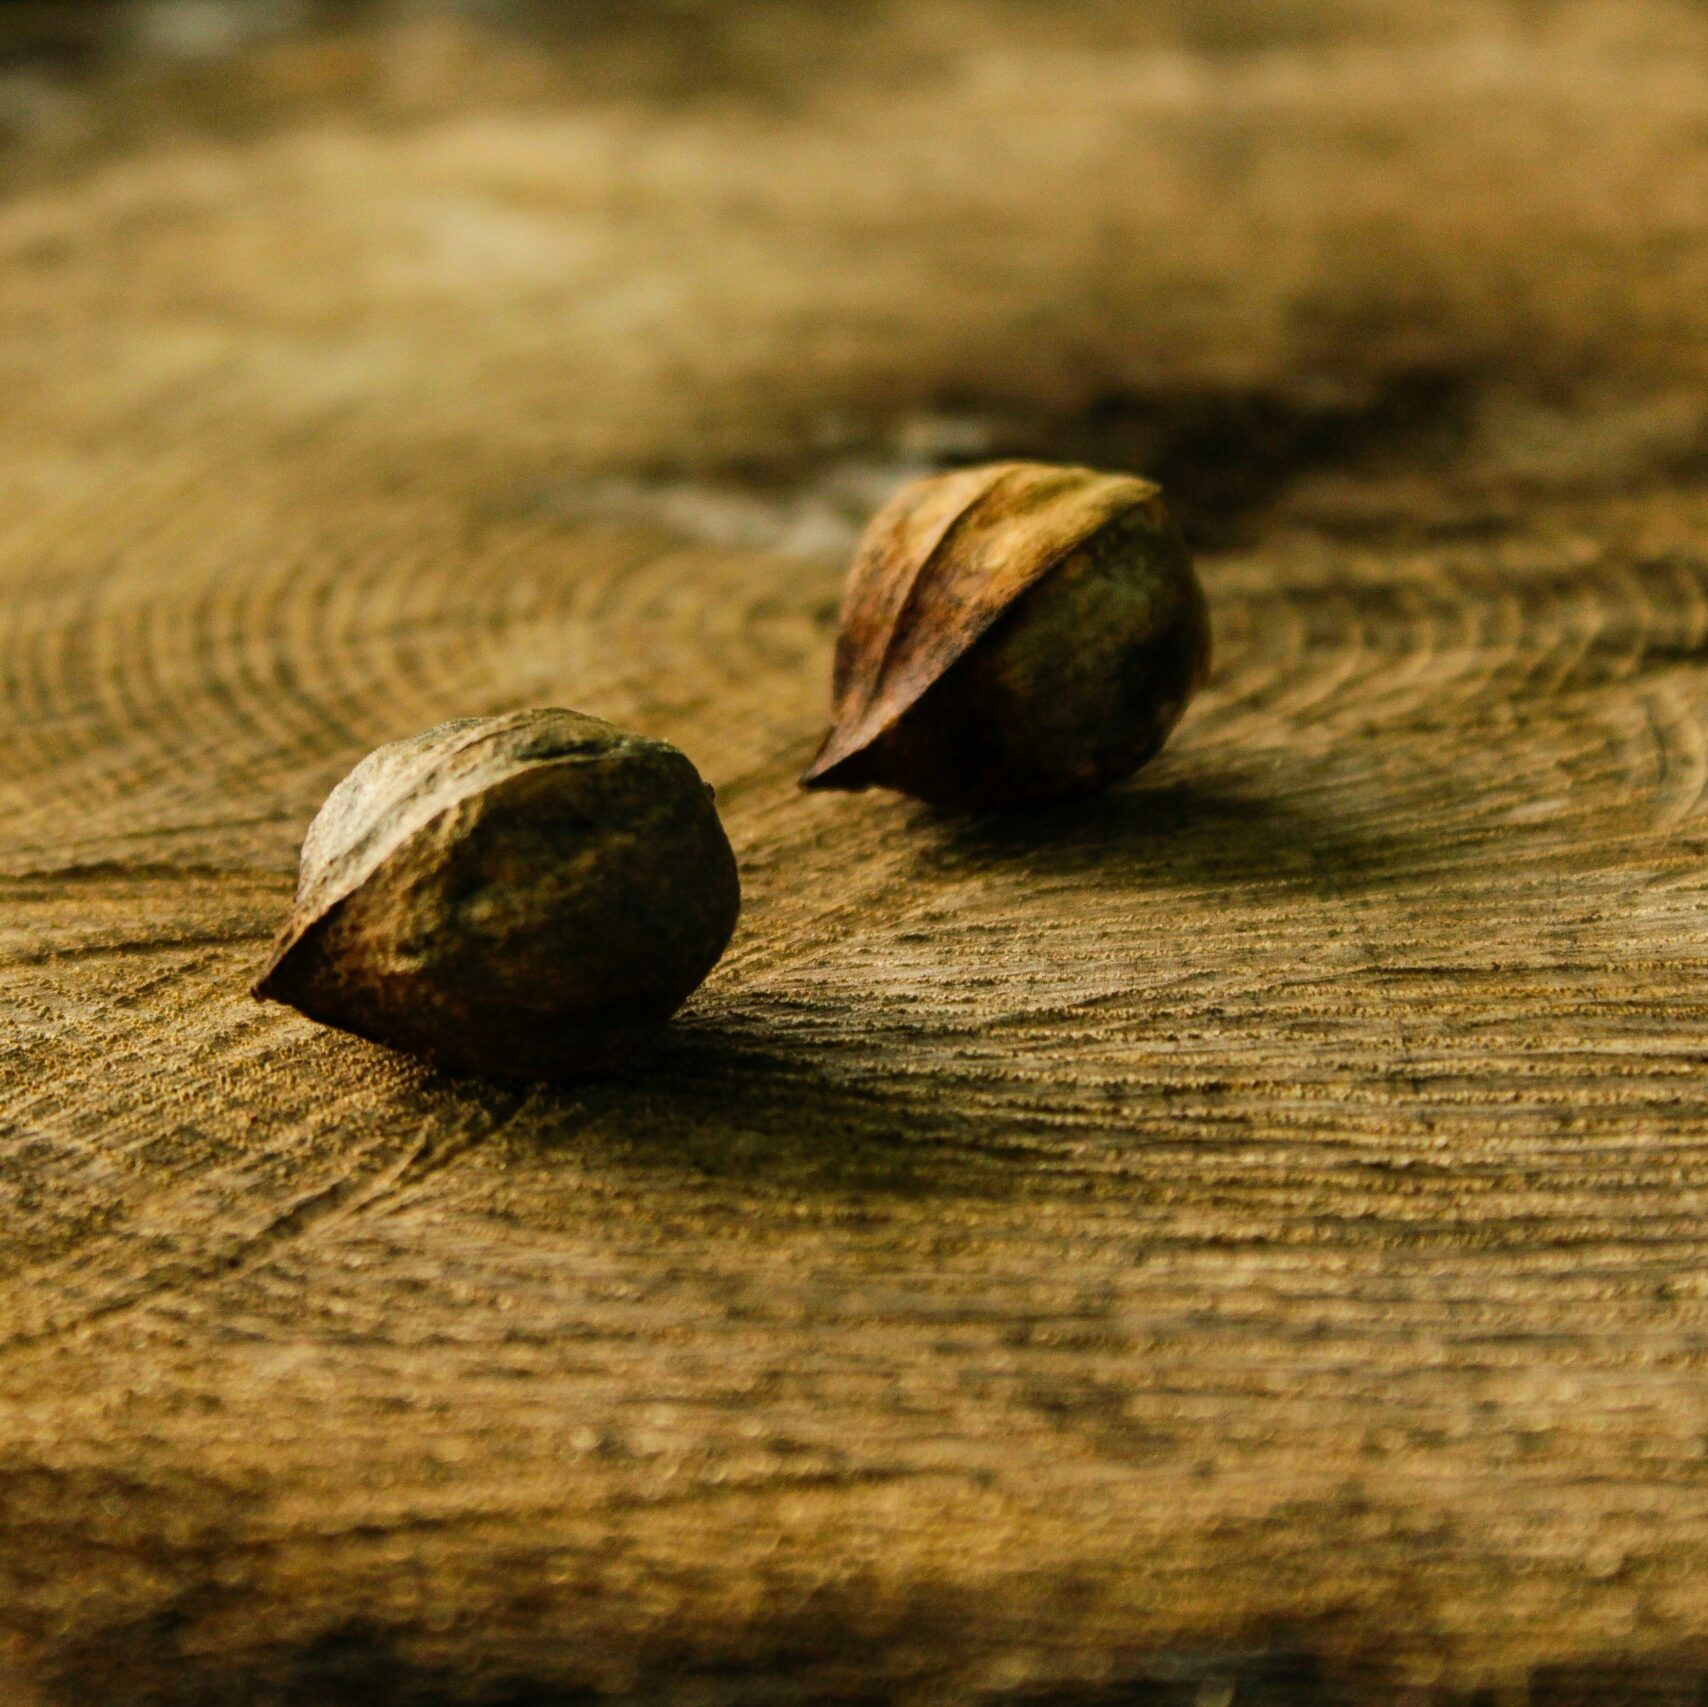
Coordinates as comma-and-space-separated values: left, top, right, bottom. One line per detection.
5, 4, 1708, 1701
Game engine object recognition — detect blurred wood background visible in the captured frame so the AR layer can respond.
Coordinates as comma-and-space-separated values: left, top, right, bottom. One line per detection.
5, 2, 1708, 1701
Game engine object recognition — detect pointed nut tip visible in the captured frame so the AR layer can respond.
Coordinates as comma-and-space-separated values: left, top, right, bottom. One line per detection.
799, 745, 864, 791
251, 944, 294, 1004
798, 732, 845, 789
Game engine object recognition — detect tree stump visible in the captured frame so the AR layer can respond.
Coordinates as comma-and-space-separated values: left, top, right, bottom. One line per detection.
5, 5, 1708, 1701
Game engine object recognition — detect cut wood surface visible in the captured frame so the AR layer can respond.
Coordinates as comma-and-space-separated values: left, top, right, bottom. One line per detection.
5, 3, 1708, 1701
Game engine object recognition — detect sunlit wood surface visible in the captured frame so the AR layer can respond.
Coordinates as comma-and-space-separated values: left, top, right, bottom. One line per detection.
5, 5, 1708, 1701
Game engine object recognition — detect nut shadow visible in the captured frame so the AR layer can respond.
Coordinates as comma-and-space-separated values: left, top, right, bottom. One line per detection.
901, 771, 1422, 900
506, 1005, 1053, 1205
49, 1596, 1341, 1707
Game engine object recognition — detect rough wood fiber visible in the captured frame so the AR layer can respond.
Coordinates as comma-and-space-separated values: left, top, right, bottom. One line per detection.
5, 3, 1708, 1702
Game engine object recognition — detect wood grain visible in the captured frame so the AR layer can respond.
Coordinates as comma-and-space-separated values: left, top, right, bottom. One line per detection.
5, 4, 1708, 1701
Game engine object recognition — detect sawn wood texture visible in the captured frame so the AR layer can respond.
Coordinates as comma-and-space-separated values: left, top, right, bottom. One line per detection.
4, 5, 1708, 1701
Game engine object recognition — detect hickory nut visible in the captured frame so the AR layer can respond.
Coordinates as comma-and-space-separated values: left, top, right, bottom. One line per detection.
254, 709, 740, 1081
801, 461, 1211, 808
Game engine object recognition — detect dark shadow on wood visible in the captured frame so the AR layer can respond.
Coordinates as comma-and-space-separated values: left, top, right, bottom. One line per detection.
39, 1595, 1339, 1707
973, 368, 1477, 552
904, 777, 1413, 900
94, 1598, 1708, 1706
498, 1013, 1060, 1203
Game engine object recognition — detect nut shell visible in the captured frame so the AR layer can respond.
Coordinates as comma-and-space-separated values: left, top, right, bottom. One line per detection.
801, 462, 1210, 808
254, 710, 740, 1080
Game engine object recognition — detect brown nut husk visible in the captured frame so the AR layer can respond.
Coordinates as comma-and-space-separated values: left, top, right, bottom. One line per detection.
254, 709, 740, 1081
801, 461, 1211, 809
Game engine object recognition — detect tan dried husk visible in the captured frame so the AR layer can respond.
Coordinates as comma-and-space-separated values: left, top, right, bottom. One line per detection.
801, 462, 1163, 787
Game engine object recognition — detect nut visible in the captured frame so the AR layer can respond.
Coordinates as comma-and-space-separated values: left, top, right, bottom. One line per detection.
254, 709, 740, 1080
801, 461, 1211, 808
